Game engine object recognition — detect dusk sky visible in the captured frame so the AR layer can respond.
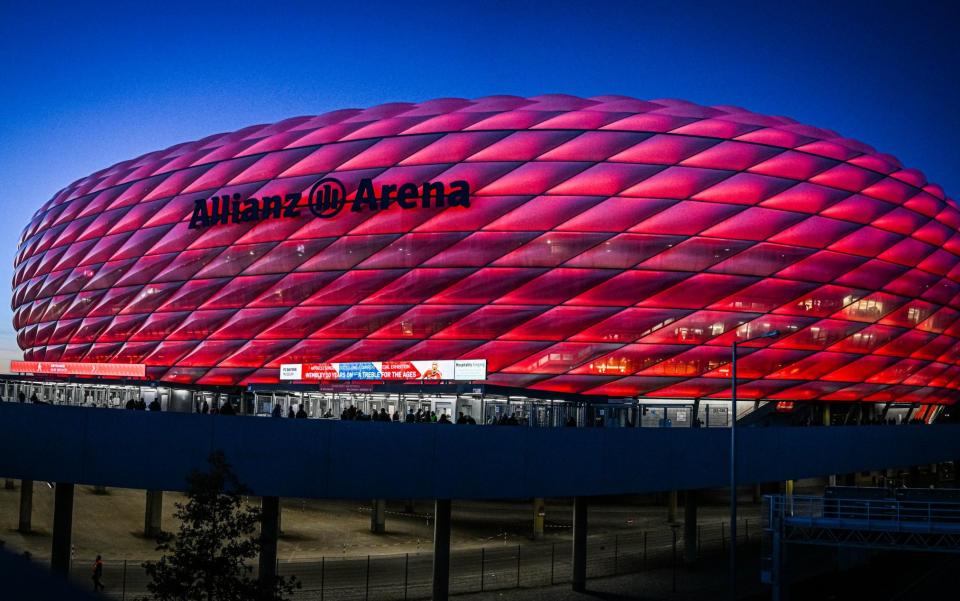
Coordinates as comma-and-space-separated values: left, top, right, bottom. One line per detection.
0, 0, 958, 368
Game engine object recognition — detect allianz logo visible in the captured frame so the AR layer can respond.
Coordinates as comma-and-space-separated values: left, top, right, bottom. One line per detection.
188, 176, 471, 229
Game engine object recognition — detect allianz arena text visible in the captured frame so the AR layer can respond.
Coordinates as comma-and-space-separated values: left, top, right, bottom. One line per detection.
11, 94, 960, 404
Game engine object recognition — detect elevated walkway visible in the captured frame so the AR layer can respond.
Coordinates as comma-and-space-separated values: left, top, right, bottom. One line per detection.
1, 402, 958, 499
761, 489, 960, 600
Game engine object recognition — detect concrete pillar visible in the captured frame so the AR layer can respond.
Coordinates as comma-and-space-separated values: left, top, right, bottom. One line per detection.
145, 490, 163, 537
404, 499, 415, 513
18, 479, 32, 534
822, 405, 838, 487
432, 499, 452, 601
51, 482, 75, 576
684, 490, 698, 564
667, 490, 678, 523
532, 497, 545, 540
259, 496, 280, 582
785, 479, 794, 496
4, 478, 13, 490
572, 496, 588, 592
370, 499, 386, 534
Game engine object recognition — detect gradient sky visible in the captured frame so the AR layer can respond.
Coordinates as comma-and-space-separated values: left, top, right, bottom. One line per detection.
0, 0, 958, 367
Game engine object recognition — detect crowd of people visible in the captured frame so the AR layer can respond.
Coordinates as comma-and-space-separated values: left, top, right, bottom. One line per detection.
333, 405, 479, 424
1, 389, 932, 427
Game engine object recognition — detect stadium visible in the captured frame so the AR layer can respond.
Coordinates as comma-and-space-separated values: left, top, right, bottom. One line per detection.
8, 94, 960, 425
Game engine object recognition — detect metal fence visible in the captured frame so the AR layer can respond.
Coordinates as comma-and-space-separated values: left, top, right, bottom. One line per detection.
60, 518, 758, 600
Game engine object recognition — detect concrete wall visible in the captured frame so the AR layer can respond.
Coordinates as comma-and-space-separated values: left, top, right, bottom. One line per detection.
1, 403, 957, 500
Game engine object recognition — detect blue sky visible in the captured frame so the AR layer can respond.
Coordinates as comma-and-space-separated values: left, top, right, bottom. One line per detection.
0, 0, 958, 364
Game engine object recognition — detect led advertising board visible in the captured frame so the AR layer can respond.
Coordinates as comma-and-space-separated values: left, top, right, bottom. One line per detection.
279, 360, 487, 382
10, 361, 147, 378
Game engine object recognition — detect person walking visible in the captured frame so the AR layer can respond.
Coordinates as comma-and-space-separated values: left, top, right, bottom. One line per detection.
125, 397, 137, 410
287, 406, 296, 419
136, 398, 147, 410
296, 405, 308, 419
92, 555, 104, 591
148, 398, 161, 411
272, 403, 283, 418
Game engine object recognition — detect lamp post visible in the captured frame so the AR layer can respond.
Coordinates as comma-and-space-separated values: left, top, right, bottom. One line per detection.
730, 329, 779, 600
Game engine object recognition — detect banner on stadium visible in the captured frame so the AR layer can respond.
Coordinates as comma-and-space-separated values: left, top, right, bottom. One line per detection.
9, 361, 146, 378
279, 359, 486, 382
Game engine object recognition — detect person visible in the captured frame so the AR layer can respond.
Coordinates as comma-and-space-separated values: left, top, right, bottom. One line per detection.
125, 398, 137, 410
466, 414, 476, 425
288, 407, 296, 419
220, 402, 235, 415
92, 555, 104, 591
272, 403, 283, 418
405, 408, 416, 423
421, 361, 442, 380
565, 416, 577, 427
148, 398, 161, 411
137, 398, 147, 410
392, 410, 400, 422
430, 411, 438, 423
29, 393, 39, 403
456, 412, 467, 424
201, 399, 209, 414
17, 392, 25, 403
296, 405, 307, 419
438, 413, 451, 424
378, 408, 389, 422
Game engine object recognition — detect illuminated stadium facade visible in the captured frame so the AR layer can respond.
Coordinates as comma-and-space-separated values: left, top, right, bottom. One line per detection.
10, 94, 960, 421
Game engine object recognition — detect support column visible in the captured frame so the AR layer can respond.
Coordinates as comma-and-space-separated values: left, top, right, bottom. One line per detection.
145, 490, 163, 538
259, 496, 280, 583
370, 499, 386, 534
572, 496, 588, 592
667, 490, 679, 523
404, 499, 415, 513
684, 490, 698, 564
51, 483, 74, 576
18, 479, 33, 534
532, 497, 545, 540
432, 499, 452, 601
4, 478, 13, 490
823, 405, 837, 487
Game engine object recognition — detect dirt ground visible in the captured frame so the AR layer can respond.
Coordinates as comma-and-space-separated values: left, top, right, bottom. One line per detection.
0, 481, 791, 562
